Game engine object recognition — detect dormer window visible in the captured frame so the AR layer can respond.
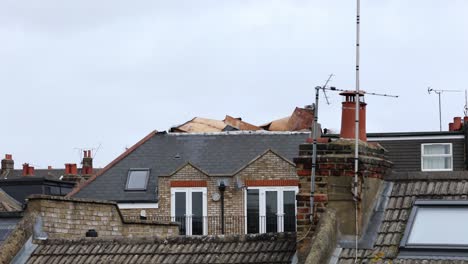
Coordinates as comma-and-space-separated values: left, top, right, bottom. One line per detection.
421, 143, 453, 171
125, 169, 150, 191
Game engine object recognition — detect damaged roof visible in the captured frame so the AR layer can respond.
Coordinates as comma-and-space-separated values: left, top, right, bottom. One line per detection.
25, 233, 296, 264
171, 107, 315, 133
71, 131, 309, 202
171, 116, 262, 133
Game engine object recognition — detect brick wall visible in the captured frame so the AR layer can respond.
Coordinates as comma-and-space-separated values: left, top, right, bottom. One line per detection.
27, 195, 178, 239
120, 150, 299, 235
294, 140, 392, 239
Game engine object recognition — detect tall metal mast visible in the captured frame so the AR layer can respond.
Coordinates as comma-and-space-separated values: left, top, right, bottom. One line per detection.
353, 0, 361, 262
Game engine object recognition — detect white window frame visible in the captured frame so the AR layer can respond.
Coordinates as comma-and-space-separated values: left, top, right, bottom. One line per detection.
244, 186, 298, 234
421, 143, 453, 172
170, 187, 207, 236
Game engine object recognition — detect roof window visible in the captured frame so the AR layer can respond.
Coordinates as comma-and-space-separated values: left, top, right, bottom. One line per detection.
400, 200, 468, 258
421, 143, 453, 171
125, 169, 150, 191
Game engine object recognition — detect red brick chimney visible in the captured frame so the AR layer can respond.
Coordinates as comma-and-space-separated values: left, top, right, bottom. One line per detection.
22, 163, 35, 176
82, 150, 93, 178
449, 117, 464, 131
1, 154, 14, 175
63, 163, 81, 182
339, 91, 367, 141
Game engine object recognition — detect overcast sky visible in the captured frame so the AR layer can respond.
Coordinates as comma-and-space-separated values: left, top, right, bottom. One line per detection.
1, 1, 467, 168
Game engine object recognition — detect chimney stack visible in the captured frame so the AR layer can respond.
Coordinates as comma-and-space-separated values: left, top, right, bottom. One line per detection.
82, 150, 93, 178
339, 91, 367, 141
449, 117, 464, 131
1, 154, 14, 175
22, 163, 35, 176
63, 163, 80, 182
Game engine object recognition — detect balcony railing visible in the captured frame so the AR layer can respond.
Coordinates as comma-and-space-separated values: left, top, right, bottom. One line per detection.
124, 215, 296, 236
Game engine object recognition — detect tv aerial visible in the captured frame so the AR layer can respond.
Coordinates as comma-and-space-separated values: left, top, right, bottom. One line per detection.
427, 87, 462, 131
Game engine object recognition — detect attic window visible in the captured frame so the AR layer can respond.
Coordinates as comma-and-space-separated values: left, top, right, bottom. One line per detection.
125, 169, 149, 191
421, 143, 453, 171
400, 200, 468, 258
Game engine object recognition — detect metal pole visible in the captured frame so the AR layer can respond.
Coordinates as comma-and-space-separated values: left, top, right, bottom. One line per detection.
310, 86, 320, 225
354, 0, 361, 262
438, 92, 442, 131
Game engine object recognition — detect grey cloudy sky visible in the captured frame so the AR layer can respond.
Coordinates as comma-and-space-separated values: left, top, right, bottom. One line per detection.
1, 1, 467, 168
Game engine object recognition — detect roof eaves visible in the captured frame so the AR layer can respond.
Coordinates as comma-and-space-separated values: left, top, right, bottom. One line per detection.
67, 130, 158, 197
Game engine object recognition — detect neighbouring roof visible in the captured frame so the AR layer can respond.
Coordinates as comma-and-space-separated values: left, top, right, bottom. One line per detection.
1, 168, 102, 181
71, 131, 309, 202
338, 172, 468, 263
25, 233, 296, 264
323, 130, 465, 139
0, 188, 22, 212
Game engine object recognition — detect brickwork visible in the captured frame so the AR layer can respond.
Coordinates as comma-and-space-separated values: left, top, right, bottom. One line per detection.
0, 195, 178, 264
120, 150, 299, 235
27, 195, 178, 239
294, 139, 392, 239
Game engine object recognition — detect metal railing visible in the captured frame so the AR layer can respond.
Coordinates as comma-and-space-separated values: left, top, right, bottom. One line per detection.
124, 215, 296, 236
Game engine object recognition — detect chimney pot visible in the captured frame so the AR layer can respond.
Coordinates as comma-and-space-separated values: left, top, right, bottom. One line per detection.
82, 150, 93, 175
5, 154, 12, 160
22, 163, 29, 176
22, 163, 34, 176
48, 165, 52, 170
449, 122, 454, 131
454, 117, 462, 131
70, 164, 77, 175
339, 90, 367, 141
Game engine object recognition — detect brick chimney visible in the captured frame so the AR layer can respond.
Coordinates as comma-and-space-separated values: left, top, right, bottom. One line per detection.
294, 140, 392, 243
449, 116, 463, 131
339, 91, 367, 141
82, 150, 93, 179
62, 163, 80, 182
22, 163, 35, 176
1, 154, 14, 176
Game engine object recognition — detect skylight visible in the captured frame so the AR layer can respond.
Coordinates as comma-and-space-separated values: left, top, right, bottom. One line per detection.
400, 200, 468, 258
125, 169, 150, 191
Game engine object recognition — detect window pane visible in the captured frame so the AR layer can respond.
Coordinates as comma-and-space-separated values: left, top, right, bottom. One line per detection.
247, 190, 259, 234
175, 192, 186, 235
192, 192, 203, 235
126, 170, 149, 190
423, 157, 452, 170
408, 207, 468, 245
266, 191, 278, 233
423, 144, 450, 155
283, 191, 296, 232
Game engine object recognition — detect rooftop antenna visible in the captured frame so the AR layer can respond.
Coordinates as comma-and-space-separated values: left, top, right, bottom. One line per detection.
321, 74, 334, 105
427, 87, 462, 131
307, 73, 334, 241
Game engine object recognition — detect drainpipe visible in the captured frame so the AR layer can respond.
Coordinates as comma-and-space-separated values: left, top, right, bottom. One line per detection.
219, 182, 226, 234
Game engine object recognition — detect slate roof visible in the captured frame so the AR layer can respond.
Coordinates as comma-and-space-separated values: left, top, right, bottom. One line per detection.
25, 233, 296, 264
72, 131, 309, 202
338, 172, 468, 264
0, 188, 22, 212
